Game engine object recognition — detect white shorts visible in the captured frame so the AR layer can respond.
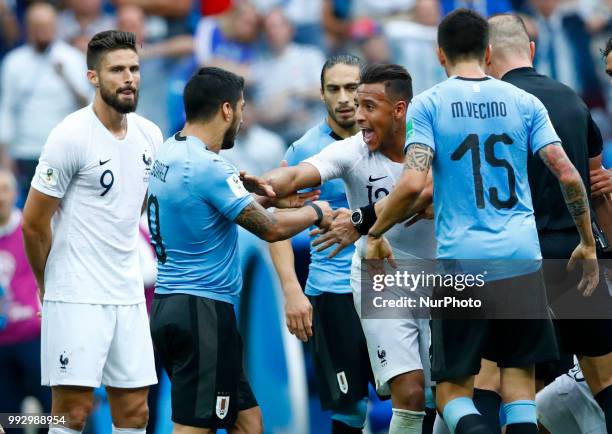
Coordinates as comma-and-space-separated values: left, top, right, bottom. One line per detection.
41, 301, 157, 388
536, 373, 605, 434
351, 251, 431, 397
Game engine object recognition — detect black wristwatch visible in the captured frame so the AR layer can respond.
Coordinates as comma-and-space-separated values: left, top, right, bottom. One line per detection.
351, 205, 377, 235
351, 208, 364, 227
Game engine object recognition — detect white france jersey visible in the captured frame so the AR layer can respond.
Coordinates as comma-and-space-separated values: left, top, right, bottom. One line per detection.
31, 105, 163, 305
305, 132, 436, 259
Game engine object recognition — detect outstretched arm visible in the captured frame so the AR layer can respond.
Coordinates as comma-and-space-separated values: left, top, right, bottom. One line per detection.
261, 163, 323, 198
235, 200, 332, 243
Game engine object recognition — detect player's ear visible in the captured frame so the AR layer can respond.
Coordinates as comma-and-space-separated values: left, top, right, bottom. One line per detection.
529, 41, 536, 62
394, 100, 407, 119
221, 102, 233, 123
485, 45, 492, 66
436, 47, 446, 67
87, 69, 99, 87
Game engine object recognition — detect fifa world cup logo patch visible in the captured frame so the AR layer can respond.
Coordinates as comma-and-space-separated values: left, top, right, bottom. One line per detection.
216, 394, 230, 419
337, 371, 349, 394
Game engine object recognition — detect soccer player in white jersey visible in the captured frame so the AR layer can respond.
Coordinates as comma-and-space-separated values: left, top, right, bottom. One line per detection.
22, 31, 162, 434
260, 63, 435, 434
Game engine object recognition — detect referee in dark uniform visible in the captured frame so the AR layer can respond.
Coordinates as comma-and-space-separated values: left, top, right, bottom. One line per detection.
487, 14, 612, 432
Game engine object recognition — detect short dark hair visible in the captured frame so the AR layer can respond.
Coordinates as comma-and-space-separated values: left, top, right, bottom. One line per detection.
320, 54, 363, 88
359, 63, 413, 103
438, 8, 488, 64
183, 67, 245, 122
87, 30, 137, 70
602, 37, 612, 59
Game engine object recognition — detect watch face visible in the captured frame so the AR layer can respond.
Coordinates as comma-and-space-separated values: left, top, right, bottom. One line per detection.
351, 210, 362, 225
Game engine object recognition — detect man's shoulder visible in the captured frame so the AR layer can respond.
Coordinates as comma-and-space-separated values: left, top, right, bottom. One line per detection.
506, 71, 583, 106
2, 45, 32, 68
52, 106, 92, 138
53, 40, 85, 60
129, 113, 164, 144
290, 123, 331, 153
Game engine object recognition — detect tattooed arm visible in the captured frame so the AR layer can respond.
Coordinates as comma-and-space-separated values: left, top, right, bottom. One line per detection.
538, 144, 595, 246
367, 143, 434, 238
538, 143, 599, 295
235, 200, 332, 242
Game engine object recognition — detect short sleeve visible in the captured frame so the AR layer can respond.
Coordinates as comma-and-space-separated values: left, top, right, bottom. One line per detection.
405, 94, 436, 153
303, 138, 352, 183
587, 113, 603, 159
199, 157, 254, 221
527, 95, 560, 155
30, 125, 82, 198
284, 142, 302, 168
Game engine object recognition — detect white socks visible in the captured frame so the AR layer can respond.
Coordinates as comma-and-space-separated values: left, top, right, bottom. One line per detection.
112, 425, 146, 434
388, 408, 426, 434
48, 426, 82, 434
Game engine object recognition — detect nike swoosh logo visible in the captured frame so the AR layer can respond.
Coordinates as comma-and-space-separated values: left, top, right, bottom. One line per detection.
368, 175, 387, 182
99, 159, 111, 165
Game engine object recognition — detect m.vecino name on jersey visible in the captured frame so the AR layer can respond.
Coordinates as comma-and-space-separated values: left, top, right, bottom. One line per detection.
151, 160, 169, 183
451, 100, 507, 119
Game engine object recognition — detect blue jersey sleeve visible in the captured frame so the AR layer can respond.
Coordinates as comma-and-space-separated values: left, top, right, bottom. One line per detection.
197, 157, 254, 221
284, 143, 302, 167
527, 94, 561, 155
405, 93, 436, 153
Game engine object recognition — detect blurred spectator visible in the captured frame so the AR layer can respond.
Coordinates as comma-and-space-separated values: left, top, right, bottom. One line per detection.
118, 4, 193, 134
0, 0, 19, 61
253, 8, 325, 143
440, 0, 513, 16
579, 0, 612, 33
194, 1, 259, 82
385, 0, 446, 94
57, 0, 116, 52
114, 0, 195, 37
221, 90, 286, 175
0, 169, 51, 427
322, 0, 413, 51
528, 0, 606, 108
253, 0, 325, 47
0, 2, 89, 201
351, 0, 415, 18
353, 20, 392, 63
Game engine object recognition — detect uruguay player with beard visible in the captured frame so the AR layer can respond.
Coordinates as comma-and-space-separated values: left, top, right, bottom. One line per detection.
147, 67, 333, 434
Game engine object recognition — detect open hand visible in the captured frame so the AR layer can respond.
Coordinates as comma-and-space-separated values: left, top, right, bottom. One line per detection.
311, 208, 360, 258
567, 242, 599, 296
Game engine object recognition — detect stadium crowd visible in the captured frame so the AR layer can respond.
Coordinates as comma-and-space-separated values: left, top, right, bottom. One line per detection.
0, 1, 612, 434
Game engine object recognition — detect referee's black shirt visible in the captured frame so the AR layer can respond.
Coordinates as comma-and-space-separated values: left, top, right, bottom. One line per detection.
502, 67, 603, 231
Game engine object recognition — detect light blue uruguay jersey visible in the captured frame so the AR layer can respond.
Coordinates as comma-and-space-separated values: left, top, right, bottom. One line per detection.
286, 121, 354, 296
406, 77, 560, 278
148, 133, 254, 304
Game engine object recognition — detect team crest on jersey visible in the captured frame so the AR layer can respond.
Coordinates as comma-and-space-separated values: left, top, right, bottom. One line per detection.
38, 164, 59, 187
337, 371, 349, 394
58, 350, 72, 375
215, 394, 230, 419
377, 346, 387, 367
142, 150, 153, 182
